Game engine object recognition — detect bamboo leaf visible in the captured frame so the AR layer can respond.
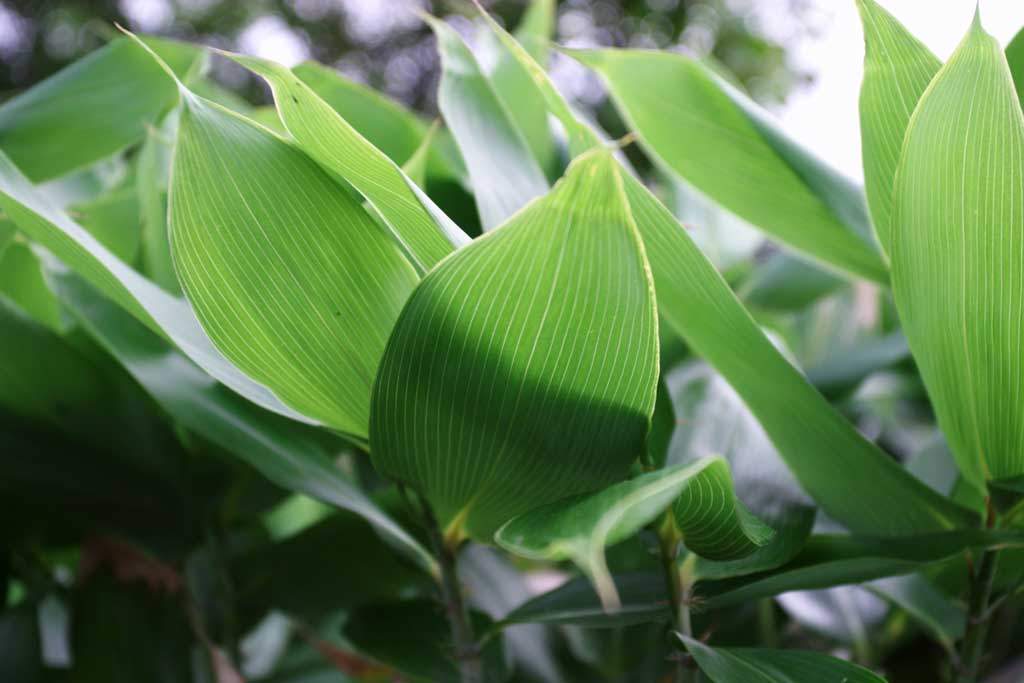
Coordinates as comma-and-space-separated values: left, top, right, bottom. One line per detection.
857, 0, 941, 256
0, 36, 203, 182
477, 0, 559, 177
55, 273, 436, 575
370, 150, 659, 543
891, 15, 1024, 485
426, 14, 549, 229
0, 150, 306, 424
1006, 26, 1024, 106
226, 52, 468, 273
679, 636, 889, 683
568, 48, 886, 283
472, 7, 976, 534
496, 458, 772, 610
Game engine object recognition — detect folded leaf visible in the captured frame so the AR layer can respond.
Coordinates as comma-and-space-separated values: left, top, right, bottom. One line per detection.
56, 273, 436, 574
370, 150, 659, 543
0, 150, 305, 424
227, 53, 468, 273
496, 457, 771, 609
569, 48, 886, 283
857, 0, 941, 255
426, 15, 549, 229
679, 636, 889, 683
891, 15, 1024, 485
0, 36, 203, 182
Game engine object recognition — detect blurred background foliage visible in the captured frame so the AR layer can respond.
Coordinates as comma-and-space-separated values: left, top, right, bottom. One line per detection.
1, 0, 814, 111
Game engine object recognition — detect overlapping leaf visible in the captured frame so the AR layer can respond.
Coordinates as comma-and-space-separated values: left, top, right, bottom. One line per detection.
56, 273, 436, 573
496, 457, 772, 609
370, 150, 659, 543
891, 16, 1024, 485
857, 0, 941, 256
473, 6, 972, 535
166, 51, 429, 441
0, 36, 203, 182
0, 150, 305, 424
425, 15, 549, 229
567, 47, 886, 283
226, 52, 468, 273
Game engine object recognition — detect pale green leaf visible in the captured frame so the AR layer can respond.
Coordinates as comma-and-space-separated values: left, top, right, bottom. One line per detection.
401, 119, 441, 189
679, 636, 889, 683
477, 0, 559, 177
865, 575, 964, 649
857, 0, 941, 256
739, 252, 845, 312
470, 9, 975, 534
1005, 26, 1024, 106
226, 53, 468, 273
135, 113, 180, 293
891, 15, 1024, 484
0, 36, 203, 182
370, 150, 659, 543
426, 15, 549, 229
569, 47, 886, 283
70, 185, 141, 264
0, 242, 63, 331
170, 87, 418, 441
0, 150, 305, 423
496, 457, 772, 610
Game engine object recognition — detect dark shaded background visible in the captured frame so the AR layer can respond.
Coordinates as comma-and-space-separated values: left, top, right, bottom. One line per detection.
1, 0, 815, 113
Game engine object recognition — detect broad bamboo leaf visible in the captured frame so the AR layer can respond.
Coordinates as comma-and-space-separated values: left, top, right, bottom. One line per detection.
0, 36, 203, 182
891, 16, 1024, 485
226, 53, 468, 273
477, 0, 559, 178
0, 150, 306, 424
169, 68, 422, 441
55, 273, 436, 574
857, 0, 941, 256
370, 150, 659, 543
679, 637, 888, 683
496, 458, 772, 609
568, 48, 886, 283
426, 15, 549, 229
472, 7, 975, 534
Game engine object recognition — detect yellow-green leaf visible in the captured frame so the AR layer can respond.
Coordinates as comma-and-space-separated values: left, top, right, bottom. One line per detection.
891, 15, 1024, 485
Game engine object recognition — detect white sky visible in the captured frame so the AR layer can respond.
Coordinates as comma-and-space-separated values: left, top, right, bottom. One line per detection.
778, 0, 1024, 182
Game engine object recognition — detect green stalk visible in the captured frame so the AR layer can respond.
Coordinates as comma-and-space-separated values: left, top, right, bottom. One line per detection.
421, 497, 482, 683
956, 547, 999, 683
659, 516, 695, 683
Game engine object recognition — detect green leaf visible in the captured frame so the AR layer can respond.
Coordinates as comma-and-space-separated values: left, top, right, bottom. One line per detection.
857, 0, 941, 255
891, 15, 1024, 484
804, 332, 910, 400
739, 252, 845, 313
426, 15, 549, 229
0, 242, 63, 331
69, 185, 142, 264
477, 0, 559, 178
293, 60, 464, 182
55, 273, 436, 574
226, 53, 468, 274
569, 47, 887, 283
343, 600, 505, 683
169, 84, 420, 441
370, 150, 659, 543
402, 119, 441, 189
0, 36, 203, 182
698, 529, 1024, 610
679, 636, 889, 683
0, 149, 308, 424
135, 113, 180, 293
470, 10, 972, 534
496, 458, 772, 609
864, 575, 964, 650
